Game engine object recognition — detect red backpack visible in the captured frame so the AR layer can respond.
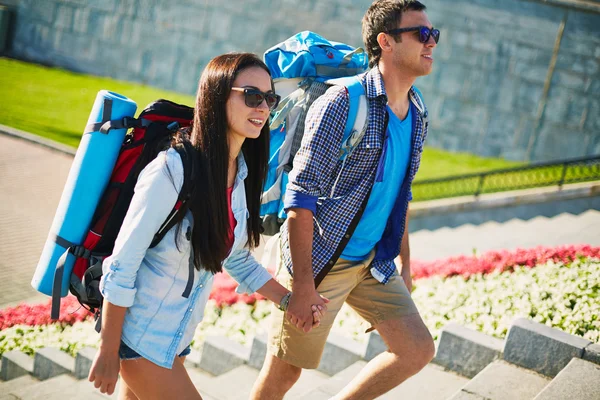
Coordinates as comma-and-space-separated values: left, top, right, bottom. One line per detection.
50, 99, 195, 327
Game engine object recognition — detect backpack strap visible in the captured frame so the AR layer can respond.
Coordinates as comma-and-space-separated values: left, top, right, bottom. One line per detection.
50, 237, 91, 320
325, 75, 368, 160
83, 98, 151, 135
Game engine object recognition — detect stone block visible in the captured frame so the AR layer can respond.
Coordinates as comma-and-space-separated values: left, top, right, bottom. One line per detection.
556, 53, 600, 77
72, 7, 90, 34
534, 358, 600, 400
449, 360, 550, 400
54, 3, 74, 31
0, 350, 34, 381
512, 61, 549, 84
434, 323, 504, 378
503, 317, 591, 377
583, 343, 600, 365
22, 0, 55, 24
74, 346, 97, 379
317, 333, 364, 376
183, 348, 201, 368
248, 332, 268, 370
364, 331, 387, 361
198, 336, 250, 376
543, 88, 571, 124
515, 81, 544, 116
552, 70, 588, 91
33, 347, 75, 380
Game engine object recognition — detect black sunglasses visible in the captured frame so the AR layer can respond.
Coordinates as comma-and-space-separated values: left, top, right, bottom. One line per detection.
231, 87, 281, 111
386, 26, 440, 44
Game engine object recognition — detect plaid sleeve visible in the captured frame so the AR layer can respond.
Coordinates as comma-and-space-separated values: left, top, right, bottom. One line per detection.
284, 86, 349, 213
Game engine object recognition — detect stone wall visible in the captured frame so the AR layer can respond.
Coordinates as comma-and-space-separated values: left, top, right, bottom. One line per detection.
2, 0, 599, 162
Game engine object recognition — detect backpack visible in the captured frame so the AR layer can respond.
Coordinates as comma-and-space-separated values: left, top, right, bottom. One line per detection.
260, 31, 370, 235
50, 99, 195, 324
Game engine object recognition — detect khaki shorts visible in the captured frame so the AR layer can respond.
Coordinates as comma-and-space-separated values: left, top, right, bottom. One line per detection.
267, 251, 420, 369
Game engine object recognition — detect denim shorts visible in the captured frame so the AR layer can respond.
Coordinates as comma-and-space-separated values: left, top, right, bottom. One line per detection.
119, 340, 192, 361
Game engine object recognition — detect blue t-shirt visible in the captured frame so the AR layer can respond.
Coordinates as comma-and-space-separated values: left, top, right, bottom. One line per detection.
341, 104, 413, 261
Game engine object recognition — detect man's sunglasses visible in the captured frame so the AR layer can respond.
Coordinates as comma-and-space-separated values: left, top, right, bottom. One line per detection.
386, 26, 440, 44
231, 87, 281, 111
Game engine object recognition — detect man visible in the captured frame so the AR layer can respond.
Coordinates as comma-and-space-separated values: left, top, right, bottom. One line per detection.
251, 1, 439, 398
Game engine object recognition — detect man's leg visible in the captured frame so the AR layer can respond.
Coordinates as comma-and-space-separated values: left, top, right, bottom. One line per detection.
250, 353, 302, 400
332, 314, 434, 400
251, 257, 362, 400
333, 258, 435, 399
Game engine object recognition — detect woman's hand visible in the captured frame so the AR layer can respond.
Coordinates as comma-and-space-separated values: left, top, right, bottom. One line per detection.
309, 294, 329, 328
88, 347, 120, 395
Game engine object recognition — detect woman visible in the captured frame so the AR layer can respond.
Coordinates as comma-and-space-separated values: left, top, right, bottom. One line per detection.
88, 53, 327, 399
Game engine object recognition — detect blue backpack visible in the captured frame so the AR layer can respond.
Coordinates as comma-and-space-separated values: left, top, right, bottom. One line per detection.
261, 31, 370, 235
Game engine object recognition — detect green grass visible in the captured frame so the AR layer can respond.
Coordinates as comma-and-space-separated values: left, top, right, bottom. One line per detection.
0, 58, 194, 148
0, 57, 521, 179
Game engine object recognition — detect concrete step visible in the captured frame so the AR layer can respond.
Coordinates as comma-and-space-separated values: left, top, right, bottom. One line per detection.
0, 374, 38, 395
293, 361, 368, 400
0, 373, 79, 400
534, 358, 600, 400
449, 360, 551, 400
190, 365, 259, 400
378, 363, 468, 400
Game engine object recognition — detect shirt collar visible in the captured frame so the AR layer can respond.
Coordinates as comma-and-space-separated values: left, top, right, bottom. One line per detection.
236, 150, 248, 180
363, 66, 387, 101
363, 66, 426, 117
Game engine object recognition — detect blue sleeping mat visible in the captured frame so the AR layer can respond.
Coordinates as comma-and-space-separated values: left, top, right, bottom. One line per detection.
31, 91, 137, 297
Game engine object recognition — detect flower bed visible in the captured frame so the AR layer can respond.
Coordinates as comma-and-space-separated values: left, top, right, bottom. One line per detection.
2, 257, 597, 358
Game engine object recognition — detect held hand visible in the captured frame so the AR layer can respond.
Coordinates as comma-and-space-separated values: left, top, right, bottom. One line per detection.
310, 294, 330, 328
88, 347, 120, 395
401, 267, 413, 293
287, 288, 328, 333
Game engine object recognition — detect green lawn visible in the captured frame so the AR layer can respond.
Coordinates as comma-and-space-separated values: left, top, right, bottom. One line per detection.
0, 57, 521, 180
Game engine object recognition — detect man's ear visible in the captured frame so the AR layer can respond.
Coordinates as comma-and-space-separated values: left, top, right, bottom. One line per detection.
377, 32, 393, 54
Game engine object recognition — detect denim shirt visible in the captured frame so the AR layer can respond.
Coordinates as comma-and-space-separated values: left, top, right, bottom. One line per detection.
282, 67, 428, 284
99, 148, 272, 369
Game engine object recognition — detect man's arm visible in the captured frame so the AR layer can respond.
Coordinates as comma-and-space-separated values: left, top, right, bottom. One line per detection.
282, 88, 349, 333
395, 207, 412, 292
285, 208, 328, 332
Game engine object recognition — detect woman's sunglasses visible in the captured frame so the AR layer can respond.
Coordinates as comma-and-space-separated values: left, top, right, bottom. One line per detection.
231, 87, 281, 111
386, 26, 440, 44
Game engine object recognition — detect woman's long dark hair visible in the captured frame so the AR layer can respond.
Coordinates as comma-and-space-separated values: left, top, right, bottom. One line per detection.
172, 53, 271, 274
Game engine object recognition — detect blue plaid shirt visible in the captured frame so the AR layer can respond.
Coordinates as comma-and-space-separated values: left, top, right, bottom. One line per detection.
282, 67, 429, 284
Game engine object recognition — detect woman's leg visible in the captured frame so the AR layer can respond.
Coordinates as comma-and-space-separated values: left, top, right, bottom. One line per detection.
119, 355, 201, 400
118, 377, 139, 400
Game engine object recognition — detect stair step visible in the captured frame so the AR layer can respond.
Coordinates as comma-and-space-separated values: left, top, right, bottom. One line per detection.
293, 361, 367, 399
378, 363, 469, 400
285, 369, 330, 399
191, 365, 258, 400
450, 360, 550, 400
1, 374, 78, 400
0, 374, 38, 396
534, 358, 600, 400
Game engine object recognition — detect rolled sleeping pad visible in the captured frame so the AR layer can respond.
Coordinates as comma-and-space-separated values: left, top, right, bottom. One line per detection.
31, 90, 137, 299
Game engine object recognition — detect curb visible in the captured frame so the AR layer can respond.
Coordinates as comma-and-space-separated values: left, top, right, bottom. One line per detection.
0, 123, 76, 157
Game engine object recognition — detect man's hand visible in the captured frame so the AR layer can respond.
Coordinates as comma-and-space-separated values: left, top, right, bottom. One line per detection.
88, 346, 120, 395
287, 286, 329, 333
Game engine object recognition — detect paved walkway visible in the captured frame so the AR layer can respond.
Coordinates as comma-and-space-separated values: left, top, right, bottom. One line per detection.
0, 130, 598, 308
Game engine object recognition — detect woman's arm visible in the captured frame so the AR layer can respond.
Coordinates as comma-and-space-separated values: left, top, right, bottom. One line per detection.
223, 249, 327, 325
88, 301, 126, 395
254, 278, 327, 327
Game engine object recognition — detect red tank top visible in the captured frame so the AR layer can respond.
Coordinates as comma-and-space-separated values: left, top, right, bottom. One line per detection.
226, 186, 236, 251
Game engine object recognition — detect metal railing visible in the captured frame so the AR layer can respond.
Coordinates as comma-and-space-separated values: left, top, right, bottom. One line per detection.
411, 155, 600, 202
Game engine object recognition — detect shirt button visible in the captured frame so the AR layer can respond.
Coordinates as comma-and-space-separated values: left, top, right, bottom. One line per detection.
344, 234, 350, 239
189, 308, 193, 312
178, 332, 182, 336
199, 284, 203, 288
